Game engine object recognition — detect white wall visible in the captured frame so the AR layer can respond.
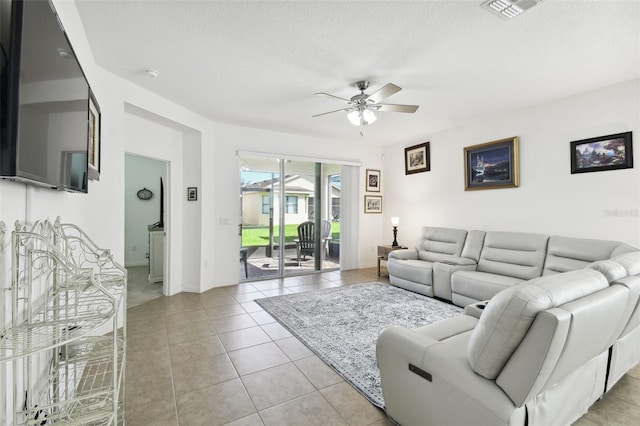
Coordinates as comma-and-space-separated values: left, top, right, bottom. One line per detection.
124, 155, 165, 266
383, 79, 640, 248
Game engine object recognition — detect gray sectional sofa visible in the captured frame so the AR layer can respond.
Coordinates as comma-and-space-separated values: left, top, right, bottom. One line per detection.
378, 226, 640, 425
387, 226, 636, 307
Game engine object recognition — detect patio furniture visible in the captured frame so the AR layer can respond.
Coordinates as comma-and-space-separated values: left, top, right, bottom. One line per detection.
240, 247, 248, 278
295, 220, 332, 266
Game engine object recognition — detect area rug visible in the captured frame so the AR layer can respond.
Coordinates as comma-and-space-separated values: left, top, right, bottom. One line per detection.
255, 282, 464, 408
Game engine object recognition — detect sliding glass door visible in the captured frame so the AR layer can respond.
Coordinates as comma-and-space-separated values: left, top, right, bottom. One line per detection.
239, 155, 340, 281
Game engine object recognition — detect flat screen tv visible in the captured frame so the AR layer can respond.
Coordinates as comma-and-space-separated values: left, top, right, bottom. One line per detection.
1, 0, 90, 193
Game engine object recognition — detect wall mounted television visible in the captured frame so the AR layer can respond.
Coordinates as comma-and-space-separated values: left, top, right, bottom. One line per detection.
1, 0, 90, 193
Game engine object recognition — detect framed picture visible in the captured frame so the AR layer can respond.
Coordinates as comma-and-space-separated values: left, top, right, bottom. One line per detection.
88, 91, 101, 181
464, 137, 519, 191
364, 195, 382, 214
570, 132, 633, 174
187, 187, 198, 201
405, 142, 430, 175
366, 169, 381, 192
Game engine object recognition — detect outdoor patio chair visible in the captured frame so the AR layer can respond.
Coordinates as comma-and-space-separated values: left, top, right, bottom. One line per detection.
295, 220, 332, 266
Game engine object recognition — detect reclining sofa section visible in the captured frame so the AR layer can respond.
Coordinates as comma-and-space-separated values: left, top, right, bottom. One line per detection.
387, 226, 636, 307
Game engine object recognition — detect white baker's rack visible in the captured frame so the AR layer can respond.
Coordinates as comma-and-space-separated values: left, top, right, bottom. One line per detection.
0, 218, 126, 425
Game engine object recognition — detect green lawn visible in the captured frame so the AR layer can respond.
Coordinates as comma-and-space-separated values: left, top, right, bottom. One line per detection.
242, 222, 340, 247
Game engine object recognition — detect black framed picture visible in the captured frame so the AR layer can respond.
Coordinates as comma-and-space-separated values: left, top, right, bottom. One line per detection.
464, 137, 519, 191
187, 187, 198, 201
404, 142, 430, 175
570, 132, 633, 174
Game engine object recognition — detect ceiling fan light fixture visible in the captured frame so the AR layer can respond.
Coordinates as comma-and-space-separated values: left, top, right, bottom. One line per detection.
347, 108, 376, 126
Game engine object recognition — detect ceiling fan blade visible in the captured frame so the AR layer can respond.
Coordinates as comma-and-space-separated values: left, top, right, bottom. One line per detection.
375, 103, 419, 113
367, 83, 401, 103
312, 107, 353, 118
315, 92, 351, 102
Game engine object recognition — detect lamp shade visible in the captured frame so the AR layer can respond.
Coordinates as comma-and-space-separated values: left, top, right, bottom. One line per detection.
391, 217, 400, 227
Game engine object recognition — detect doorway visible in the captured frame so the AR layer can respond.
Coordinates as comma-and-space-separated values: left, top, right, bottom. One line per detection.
239, 155, 340, 281
124, 153, 168, 307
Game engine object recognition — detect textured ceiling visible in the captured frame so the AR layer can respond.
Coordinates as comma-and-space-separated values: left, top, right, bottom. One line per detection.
75, 0, 640, 145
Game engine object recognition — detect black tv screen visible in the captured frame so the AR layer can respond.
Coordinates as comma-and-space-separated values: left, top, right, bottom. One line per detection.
1, 0, 90, 192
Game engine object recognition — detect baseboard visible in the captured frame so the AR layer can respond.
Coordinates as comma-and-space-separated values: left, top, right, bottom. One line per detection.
124, 261, 148, 267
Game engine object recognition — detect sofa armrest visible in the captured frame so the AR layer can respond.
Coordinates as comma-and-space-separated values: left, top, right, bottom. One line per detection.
437, 255, 478, 266
464, 300, 490, 319
432, 260, 478, 301
377, 324, 518, 426
388, 249, 418, 261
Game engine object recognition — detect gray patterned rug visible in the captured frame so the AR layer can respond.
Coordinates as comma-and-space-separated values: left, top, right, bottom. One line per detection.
255, 282, 464, 408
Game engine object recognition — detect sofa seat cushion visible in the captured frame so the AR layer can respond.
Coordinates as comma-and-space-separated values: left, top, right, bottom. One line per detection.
388, 259, 433, 285
451, 271, 524, 302
613, 251, 640, 276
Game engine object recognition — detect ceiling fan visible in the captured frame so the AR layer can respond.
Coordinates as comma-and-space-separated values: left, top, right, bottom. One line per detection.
313, 81, 419, 127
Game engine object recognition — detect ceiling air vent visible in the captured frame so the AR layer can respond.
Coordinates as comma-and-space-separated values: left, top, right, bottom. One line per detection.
481, 0, 543, 19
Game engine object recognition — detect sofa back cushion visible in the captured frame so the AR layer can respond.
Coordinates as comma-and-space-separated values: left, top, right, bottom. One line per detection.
476, 231, 549, 280
460, 230, 486, 262
415, 227, 468, 262
543, 236, 636, 275
467, 269, 609, 380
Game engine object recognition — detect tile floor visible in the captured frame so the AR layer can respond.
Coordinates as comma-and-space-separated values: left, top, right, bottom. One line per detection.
124, 267, 640, 425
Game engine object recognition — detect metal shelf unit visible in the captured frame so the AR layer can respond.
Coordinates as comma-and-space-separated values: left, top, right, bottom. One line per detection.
0, 219, 126, 425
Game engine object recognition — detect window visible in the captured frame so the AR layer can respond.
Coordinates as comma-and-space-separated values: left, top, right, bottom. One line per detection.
285, 196, 298, 214
262, 195, 270, 214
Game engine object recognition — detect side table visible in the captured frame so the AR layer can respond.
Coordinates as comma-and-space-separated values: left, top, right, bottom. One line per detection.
378, 245, 407, 276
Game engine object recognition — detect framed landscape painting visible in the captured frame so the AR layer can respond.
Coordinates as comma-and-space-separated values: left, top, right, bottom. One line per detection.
570, 132, 633, 174
366, 169, 381, 192
464, 137, 519, 191
405, 142, 430, 175
364, 195, 382, 214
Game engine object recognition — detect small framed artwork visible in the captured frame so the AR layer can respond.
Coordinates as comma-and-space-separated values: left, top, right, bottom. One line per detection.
405, 142, 430, 175
570, 132, 633, 174
464, 137, 520, 191
88, 91, 101, 181
366, 169, 381, 192
364, 195, 382, 214
187, 187, 198, 201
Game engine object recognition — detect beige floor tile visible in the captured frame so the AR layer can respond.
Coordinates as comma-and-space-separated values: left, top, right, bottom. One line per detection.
320, 382, 385, 426
369, 416, 396, 426
586, 388, 640, 425
605, 374, 640, 407
241, 363, 315, 410
223, 413, 264, 426
205, 303, 248, 319
212, 313, 259, 333
233, 291, 265, 303
572, 413, 603, 426
260, 322, 292, 340
218, 326, 272, 351
127, 331, 169, 354
229, 342, 290, 375
176, 378, 256, 426
275, 336, 314, 361
294, 356, 343, 389
166, 318, 216, 344
172, 353, 238, 394
125, 373, 175, 407
248, 310, 276, 325
240, 301, 264, 313
169, 334, 226, 363
259, 392, 347, 426
164, 309, 210, 327
259, 288, 295, 297
251, 281, 287, 291
200, 294, 241, 308
124, 395, 178, 426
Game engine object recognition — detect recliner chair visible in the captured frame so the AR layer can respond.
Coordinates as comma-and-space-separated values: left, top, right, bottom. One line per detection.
377, 268, 632, 426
